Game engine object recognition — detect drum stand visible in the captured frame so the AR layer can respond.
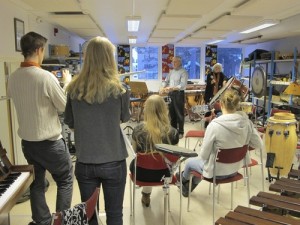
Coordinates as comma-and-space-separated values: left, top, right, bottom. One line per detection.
265, 130, 283, 182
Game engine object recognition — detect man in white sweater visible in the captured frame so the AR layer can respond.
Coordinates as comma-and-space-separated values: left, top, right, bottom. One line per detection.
7, 32, 73, 225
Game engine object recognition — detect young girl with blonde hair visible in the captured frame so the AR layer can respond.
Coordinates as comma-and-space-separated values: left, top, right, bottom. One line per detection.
130, 95, 179, 206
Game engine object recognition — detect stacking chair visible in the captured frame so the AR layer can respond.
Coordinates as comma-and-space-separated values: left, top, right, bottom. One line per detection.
129, 152, 180, 225
187, 145, 250, 224
51, 188, 101, 225
242, 146, 264, 191
184, 130, 205, 151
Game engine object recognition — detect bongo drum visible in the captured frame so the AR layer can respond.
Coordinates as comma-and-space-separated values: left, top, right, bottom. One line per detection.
240, 102, 253, 114
265, 112, 298, 176
209, 77, 249, 107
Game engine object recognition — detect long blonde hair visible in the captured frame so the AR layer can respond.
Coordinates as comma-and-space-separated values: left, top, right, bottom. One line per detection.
66, 36, 124, 103
142, 95, 172, 152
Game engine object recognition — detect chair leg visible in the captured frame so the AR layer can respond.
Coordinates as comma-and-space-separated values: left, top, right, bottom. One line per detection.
179, 165, 183, 225
185, 137, 189, 149
245, 166, 251, 208
168, 191, 171, 212
217, 185, 220, 204
212, 183, 216, 225
132, 182, 136, 224
129, 181, 132, 216
187, 173, 194, 212
259, 148, 265, 191
230, 183, 234, 210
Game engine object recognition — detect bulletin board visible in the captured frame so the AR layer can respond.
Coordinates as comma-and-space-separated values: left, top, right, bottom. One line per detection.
117, 45, 130, 74
205, 45, 217, 76
162, 44, 174, 80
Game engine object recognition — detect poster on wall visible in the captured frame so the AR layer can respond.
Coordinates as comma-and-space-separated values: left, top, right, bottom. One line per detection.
205, 45, 217, 76
117, 45, 130, 74
162, 44, 174, 80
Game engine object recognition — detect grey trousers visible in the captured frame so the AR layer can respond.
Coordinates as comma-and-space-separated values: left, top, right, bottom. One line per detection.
22, 139, 73, 225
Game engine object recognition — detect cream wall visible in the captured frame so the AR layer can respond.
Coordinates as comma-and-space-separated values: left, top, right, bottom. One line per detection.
0, 1, 85, 60
0, 1, 85, 164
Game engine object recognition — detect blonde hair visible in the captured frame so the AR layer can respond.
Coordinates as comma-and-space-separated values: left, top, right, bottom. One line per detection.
142, 95, 172, 153
220, 88, 241, 112
66, 36, 124, 104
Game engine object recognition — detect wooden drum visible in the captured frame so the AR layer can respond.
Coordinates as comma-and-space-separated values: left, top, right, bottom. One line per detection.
185, 90, 204, 107
265, 112, 298, 176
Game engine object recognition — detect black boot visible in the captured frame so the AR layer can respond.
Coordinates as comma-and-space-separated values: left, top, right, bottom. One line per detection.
141, 192, 151, 207
176, 172, 190, 197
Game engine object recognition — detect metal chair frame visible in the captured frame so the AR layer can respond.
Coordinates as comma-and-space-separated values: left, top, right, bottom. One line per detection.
187, 145, 250, 225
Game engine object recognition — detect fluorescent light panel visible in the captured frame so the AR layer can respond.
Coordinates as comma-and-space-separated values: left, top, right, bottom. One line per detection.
129, 36, 137, 44
207, 39, 224, 44
127, 17, 141, 32
241, 20, 279, 34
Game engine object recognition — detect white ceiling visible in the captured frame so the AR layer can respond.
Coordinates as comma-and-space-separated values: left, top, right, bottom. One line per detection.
8, 0, 300, 46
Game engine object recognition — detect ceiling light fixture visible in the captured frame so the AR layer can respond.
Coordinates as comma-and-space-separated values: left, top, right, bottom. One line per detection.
127, 16, 141, 32
207, 39, 225, 45
240, 20, 279, 34
129, 36, 137, 44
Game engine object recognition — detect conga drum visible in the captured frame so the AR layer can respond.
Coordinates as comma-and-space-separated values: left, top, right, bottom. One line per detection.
265, 112, 298, 176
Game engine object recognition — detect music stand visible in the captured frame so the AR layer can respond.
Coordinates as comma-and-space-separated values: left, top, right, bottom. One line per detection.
128, 81, 149, 96
128, 82, 149, 122
155, 144, 198, 225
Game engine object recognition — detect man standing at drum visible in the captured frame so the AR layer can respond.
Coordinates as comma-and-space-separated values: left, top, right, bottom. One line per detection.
161, 56, 188, 139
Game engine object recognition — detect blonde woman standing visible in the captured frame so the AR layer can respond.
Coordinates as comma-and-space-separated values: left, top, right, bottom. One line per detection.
130, 95, 179, 207
64, 36, 130, 225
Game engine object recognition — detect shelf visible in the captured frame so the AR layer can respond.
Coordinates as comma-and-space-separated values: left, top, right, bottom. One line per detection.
269, 81, 290, 85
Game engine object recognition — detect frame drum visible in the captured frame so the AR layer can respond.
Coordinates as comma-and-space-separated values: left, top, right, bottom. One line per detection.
240, 102, 253, 114
265, 113, 297, 176
209, 77, 248, 107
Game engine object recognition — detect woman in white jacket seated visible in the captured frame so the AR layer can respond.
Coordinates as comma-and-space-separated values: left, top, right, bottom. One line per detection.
177, 88, 263, 197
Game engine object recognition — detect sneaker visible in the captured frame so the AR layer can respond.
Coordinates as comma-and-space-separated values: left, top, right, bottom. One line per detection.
179, 134, 184, 139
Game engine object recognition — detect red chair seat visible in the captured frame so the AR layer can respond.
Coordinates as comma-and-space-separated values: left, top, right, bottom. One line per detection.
185, 130, 205, 138
257, 127, 266, 133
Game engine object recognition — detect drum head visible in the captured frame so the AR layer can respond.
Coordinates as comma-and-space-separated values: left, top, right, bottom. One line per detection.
209, 77, 234, 106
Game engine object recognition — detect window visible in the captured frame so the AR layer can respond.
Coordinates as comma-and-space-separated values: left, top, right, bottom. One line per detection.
217, 48, 242, 79
175, 47, 201, 79
132, 47, 159, 80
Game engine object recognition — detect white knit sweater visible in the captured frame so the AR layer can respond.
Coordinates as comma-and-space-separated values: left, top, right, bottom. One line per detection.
8, 66, 66, 141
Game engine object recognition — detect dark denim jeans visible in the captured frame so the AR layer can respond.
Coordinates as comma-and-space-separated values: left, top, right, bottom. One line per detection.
22, 139, 73, 225
75, 160, 127, 225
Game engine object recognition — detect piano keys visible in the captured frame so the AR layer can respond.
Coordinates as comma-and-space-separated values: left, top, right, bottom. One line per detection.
0, 141, 34, 225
